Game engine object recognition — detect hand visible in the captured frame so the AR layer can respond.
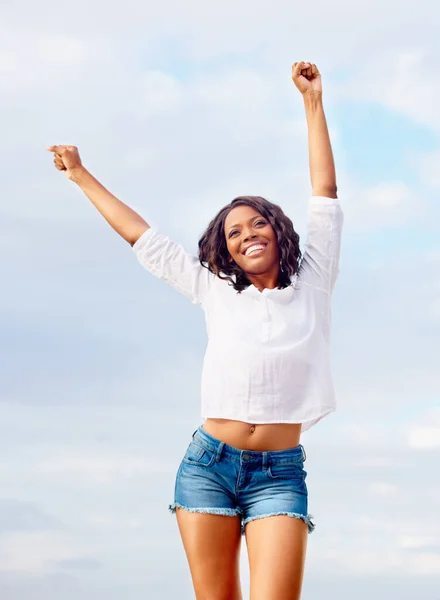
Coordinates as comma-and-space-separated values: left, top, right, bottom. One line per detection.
46, 145, 83, 180
291, 62, 322, 95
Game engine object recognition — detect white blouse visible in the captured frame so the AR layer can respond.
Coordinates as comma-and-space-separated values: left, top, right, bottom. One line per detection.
132, 196, 343, 432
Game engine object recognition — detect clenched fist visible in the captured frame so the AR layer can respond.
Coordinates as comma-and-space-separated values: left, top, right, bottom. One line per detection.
291, 62, 322, 95
46, 145, 83, 180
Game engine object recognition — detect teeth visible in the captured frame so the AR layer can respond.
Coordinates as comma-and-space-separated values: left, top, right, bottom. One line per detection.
246, 244, 265, 256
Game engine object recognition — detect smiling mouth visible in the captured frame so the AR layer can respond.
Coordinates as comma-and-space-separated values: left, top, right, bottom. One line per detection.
243, 243, 267, 257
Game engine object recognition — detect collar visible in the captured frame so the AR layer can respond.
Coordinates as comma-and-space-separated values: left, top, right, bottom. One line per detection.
241, 279, 296, 304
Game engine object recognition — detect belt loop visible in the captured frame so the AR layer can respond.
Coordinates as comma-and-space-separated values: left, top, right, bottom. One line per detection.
192, 429, 198, 439
262, 451, 268, 472
215, 441, 225, 462
301, 445, 306, 461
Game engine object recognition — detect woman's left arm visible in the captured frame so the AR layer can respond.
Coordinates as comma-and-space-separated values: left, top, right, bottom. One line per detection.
292, 62, 342, 293
304, 93, 337, 198
292, 62, 337, 198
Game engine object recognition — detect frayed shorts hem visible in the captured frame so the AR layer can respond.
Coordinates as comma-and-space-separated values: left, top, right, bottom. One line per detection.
168, 502, 242, 518
242, 512, 315, 535
168, 503, 315, 535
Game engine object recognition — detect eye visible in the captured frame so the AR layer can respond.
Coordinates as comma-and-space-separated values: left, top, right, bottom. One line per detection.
228, 220, 266, 238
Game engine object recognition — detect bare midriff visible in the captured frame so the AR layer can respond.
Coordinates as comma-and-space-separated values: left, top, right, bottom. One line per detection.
202, 418, 302, 451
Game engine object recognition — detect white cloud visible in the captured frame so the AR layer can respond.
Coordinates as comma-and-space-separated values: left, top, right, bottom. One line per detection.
0, 28, 90, 94
408, 427, 440, 449
142, 71, 183, 116
337, 177, 426, 230
190, 68, 275, 113
80, 514, 145, 530
369, 482, 398, 497
332, 48, 440, 133
309, 534, 440, 577
414, 149, 440, 190
407, 409, 440, 449
407, 553, 440, 575
399, 536, 440, 550
35, 451, 177, 485
0, 532, 83, 574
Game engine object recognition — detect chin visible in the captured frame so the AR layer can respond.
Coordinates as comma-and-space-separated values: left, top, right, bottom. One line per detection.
242, 261, 272, 274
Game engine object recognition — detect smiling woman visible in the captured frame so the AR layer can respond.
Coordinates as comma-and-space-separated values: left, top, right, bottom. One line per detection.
46, 60, 343, 600
198, 195, 302, 293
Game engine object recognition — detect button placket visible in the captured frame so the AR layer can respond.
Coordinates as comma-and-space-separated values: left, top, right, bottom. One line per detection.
261, 297, 270, 321
260, 297, 271, 342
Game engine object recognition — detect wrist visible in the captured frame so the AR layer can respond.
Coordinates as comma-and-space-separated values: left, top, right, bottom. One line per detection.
69, 165, 88, 185
303, 91, 323, 112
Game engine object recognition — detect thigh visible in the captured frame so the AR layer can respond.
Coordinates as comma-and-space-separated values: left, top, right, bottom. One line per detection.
176, 508, 243, 600
245, 515, 308, 600
171, 442, 243, 600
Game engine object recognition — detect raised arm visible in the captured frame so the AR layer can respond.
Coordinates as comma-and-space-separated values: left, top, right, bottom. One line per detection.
47, 144, 213, 305
292, 62, 337, 198
46, 145, 149, 246
291, 63, 342, 292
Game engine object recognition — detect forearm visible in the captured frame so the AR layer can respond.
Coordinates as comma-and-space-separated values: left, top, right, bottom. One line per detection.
303, 92, 337, 198
71, 167, 150, 246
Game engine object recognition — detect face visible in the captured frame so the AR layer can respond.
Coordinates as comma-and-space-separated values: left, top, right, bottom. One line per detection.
224, 204, 279, 277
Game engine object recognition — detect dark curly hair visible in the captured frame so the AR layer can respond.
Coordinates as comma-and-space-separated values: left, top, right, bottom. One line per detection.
198, 196, 302, 293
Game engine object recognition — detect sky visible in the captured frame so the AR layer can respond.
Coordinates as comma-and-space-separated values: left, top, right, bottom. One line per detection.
1, 0, 440, 598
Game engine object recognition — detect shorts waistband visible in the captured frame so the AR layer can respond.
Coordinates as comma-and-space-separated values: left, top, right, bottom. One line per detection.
191, 425, 306, 463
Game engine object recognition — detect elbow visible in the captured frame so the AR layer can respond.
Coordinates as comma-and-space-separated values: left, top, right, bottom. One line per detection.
312, 185, 338, 199
129, 224, 151, 247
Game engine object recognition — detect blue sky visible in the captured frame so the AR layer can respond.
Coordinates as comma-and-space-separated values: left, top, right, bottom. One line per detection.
1, 0, 440, 598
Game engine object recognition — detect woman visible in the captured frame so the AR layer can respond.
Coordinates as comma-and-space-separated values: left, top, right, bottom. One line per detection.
47, 61, 343, 600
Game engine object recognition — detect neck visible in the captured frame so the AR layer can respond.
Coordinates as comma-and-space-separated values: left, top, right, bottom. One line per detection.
246, 269, 279, 292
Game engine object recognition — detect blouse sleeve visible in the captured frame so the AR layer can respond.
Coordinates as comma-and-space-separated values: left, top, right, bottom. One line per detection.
132, 227, 214, 305
297, 196, 344, 294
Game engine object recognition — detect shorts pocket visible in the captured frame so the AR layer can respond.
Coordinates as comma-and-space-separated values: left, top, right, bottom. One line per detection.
182, 441, 216, 467
267, 460, 306, 481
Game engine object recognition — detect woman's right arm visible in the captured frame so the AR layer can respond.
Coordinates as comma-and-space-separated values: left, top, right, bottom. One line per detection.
47, 145, 149, 246
47, 144, 214, 305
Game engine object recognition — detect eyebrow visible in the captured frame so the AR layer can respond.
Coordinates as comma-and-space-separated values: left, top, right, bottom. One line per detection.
228, 215, 263, 230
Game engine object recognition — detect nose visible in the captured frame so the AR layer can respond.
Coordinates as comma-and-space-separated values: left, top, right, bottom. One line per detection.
243, 230, 257, 241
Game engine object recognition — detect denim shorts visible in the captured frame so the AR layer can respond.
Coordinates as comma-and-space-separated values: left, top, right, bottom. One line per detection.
169, 426, 315, 535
